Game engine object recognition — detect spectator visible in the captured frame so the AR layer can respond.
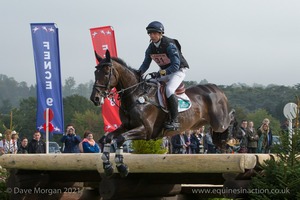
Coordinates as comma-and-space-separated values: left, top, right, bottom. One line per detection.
81, 130, 100, 153
262, 118, 270, 126
257, 123, 273, 153
280, 119, 289, 133
226, 137, 240, 153
18, 137, 29, 154
257, 118, 270, 130
0, 129, 18, 154
11, 131, 20, 150
197, 126, 205, 153
190, 129, 202, 154
185, 129, 196, 154
203, 127, 216, 154
28, 130, 46, 153
236, 120, 248, 153
171, 131, 189, 154
60, 124, 81, 153
247, 121, 259, 153
161, 136, 170, 153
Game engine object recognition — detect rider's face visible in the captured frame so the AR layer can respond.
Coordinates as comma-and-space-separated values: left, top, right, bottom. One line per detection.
149, 32, 162, 43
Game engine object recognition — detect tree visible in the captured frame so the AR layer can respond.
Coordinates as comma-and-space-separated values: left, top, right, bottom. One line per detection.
63, 77, 76, 97
247, 109, 281, 133
76, 83, 91, 99
71, 110, 104, 140
0, 99, 13, 114
232, 106, 248, 123
183, 80, 197, 88
12, 97, 37, 138
249, 101, 300, 199
63, 94, 99, 126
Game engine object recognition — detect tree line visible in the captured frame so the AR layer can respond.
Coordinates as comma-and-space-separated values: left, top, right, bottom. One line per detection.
1, 74, 300, 142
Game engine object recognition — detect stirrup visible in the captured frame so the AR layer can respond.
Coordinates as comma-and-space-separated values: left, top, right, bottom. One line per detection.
165, 121, 180, 130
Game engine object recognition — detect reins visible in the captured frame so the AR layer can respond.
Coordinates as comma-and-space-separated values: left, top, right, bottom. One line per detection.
93, 60, 156, 115
104, 78, 147, 112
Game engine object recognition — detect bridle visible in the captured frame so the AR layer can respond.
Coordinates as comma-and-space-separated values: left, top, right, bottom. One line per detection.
93, 65, 113, 98
93, 64, 145, 99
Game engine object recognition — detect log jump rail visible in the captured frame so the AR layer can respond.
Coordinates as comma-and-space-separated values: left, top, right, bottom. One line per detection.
0, 153, 275, 200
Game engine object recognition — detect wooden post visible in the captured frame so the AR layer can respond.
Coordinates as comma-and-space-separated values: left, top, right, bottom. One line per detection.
0, 154, 258, 173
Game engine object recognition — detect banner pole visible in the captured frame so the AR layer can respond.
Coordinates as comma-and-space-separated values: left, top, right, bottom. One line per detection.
46, 108, 49, 154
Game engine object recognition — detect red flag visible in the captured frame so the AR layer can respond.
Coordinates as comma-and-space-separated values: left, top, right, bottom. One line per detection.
90, 26, 118, 57
90, 26, 121, 132
101, 88, 121, 132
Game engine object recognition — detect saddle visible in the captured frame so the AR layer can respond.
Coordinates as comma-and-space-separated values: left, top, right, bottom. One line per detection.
159, 82, 185, 109
140, 79, 191, 112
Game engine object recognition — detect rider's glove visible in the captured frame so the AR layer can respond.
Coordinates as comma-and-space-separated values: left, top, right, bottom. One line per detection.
159, 70, 166, 76
149, 72, 160, 79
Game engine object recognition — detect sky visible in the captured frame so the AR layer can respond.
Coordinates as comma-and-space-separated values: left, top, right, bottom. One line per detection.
1, 0, 300, 87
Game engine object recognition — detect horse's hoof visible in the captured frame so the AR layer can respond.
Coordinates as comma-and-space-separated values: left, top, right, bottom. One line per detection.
164, 122, 180, 130
104, 168, 114, 178
103, 162, 114, 177
116, 164, 129, 178
165, 126, 178, 131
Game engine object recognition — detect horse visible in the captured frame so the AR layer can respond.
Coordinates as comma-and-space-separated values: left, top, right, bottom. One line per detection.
90, 50, 235, 177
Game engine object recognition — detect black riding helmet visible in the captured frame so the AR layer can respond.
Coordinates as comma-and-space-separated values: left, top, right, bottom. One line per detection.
146, 21, 164, 34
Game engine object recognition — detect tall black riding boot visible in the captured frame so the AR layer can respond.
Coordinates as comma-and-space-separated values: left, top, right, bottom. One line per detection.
165, 94, 180, 130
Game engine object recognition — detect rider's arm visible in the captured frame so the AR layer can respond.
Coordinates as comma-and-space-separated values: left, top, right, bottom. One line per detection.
165, 43, 180, 75
139, 47, 152, 75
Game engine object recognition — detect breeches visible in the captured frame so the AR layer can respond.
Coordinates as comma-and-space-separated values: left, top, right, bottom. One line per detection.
158, 68, 186, 98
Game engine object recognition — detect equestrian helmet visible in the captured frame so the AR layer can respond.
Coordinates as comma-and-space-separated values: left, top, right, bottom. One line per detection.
146, 21, 164, 34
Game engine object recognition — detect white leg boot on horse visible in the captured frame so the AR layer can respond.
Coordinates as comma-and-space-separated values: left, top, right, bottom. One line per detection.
101, 144, 114, 177
165, 94, 180, 130
115, 146, 129, 178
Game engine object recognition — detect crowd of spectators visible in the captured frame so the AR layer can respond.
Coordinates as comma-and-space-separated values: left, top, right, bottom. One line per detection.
167, 118, 277, 154
0, 118, 280, 155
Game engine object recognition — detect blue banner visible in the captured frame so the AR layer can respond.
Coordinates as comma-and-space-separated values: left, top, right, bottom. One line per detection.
30, 23, 64, 134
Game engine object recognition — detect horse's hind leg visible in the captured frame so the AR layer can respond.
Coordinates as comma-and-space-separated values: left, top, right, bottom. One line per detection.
115, 146, 129, 178
101, 144, 114, 177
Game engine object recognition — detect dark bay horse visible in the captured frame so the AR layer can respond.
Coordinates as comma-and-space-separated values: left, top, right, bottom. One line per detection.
90, 50, 234, 177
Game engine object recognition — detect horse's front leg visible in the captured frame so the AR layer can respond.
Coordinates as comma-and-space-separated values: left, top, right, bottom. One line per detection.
114, 126, 148, 177
101, 127, 128, 177
101, 143, 114, 177
114, 146, 128, 178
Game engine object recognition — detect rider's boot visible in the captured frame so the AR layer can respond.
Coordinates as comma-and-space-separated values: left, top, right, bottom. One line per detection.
165, 94, 180, 130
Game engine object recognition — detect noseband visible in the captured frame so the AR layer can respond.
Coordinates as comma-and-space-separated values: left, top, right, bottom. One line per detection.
93, 65, 113, 98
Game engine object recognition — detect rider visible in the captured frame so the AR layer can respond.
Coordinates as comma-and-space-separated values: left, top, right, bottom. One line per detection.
139, 21, 189, 130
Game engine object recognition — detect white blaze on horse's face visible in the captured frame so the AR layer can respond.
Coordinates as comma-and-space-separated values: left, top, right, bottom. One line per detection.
100, 96, 104, 105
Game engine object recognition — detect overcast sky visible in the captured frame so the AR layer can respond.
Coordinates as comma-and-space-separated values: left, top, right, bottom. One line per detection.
1, 0, 300, 87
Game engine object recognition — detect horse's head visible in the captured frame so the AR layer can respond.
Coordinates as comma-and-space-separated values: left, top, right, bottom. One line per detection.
90, 50, 140, 106
90, 50, 117, 106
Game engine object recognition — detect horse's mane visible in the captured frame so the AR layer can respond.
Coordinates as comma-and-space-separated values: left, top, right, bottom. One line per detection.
112, 57, 138, 74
